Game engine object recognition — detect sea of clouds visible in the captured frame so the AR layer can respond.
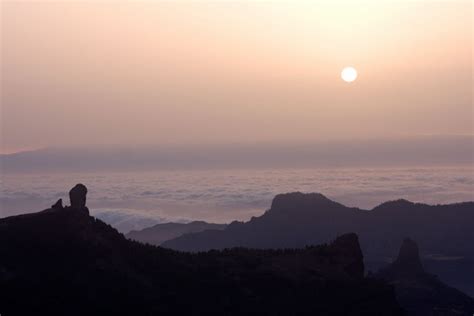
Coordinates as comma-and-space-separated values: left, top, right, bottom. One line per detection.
1, 167, 473, 233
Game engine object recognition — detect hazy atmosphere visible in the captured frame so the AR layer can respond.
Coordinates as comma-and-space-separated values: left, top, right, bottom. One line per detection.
2, 1, 472, 153
1, 1, 474, 312
1, 0, 473, 231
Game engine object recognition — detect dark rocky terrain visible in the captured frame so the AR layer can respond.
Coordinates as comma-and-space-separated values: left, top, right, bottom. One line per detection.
126, 221, 227, 246
376, 238, 474, 316
0, 185, 402, 316
162, 192, 474, 296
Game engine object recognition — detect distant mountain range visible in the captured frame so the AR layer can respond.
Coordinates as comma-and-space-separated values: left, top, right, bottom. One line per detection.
2, 135, 472, 172
161, 192, 474, 297
126, 221, 227, 245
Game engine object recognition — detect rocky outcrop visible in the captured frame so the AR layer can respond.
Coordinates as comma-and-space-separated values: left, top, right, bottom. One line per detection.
330, 233, 364, 278
377, 238, 474, 316
44, 184, 90, 215
385, 238, 424, 278
69, 183, 87, 207
67, 183, 89, 215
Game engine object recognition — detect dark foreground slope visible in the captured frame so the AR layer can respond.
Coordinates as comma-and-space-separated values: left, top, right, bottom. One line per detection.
376, 238, 474, 316
162, 192, 474, 296
0, 194, 401, 315
126, 221, 227, 245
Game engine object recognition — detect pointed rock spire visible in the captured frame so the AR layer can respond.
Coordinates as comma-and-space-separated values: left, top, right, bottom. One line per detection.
386, 238, 425, 278
396, 238, 423, 267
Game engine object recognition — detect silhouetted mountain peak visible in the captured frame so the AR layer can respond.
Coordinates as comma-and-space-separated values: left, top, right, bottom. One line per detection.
372, 199, 415, 211
270, 192, 342, 213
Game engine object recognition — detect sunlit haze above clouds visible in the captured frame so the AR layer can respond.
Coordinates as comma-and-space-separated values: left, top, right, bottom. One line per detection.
1, 1, 473, 154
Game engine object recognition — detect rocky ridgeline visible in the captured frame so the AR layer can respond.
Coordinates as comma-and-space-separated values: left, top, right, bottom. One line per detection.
0, 184, 403, 316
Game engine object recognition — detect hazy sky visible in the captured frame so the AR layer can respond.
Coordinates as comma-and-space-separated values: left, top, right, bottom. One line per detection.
1, 1, 472, 153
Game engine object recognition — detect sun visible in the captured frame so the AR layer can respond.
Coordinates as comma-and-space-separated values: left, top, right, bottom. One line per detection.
341, 67, 358, 83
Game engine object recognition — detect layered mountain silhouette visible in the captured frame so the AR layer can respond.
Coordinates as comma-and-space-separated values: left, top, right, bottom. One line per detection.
126, 221, 226, 245
0, 185, 403, 316
376, 238, 474, 315
162, 192, 474, 296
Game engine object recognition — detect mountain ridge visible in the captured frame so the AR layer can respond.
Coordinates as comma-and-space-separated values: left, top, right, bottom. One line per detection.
161, 192, 474, 297
126, 220, 227, 245
0, 185, 403, 315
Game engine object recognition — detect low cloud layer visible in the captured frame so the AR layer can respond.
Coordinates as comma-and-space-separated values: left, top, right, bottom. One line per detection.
1, 166, 472, 232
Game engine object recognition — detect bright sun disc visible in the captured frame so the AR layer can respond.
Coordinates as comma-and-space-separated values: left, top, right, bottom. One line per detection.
341, 67, 358, 83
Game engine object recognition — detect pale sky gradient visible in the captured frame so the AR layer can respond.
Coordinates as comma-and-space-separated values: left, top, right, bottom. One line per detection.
1, 1, 472, 153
